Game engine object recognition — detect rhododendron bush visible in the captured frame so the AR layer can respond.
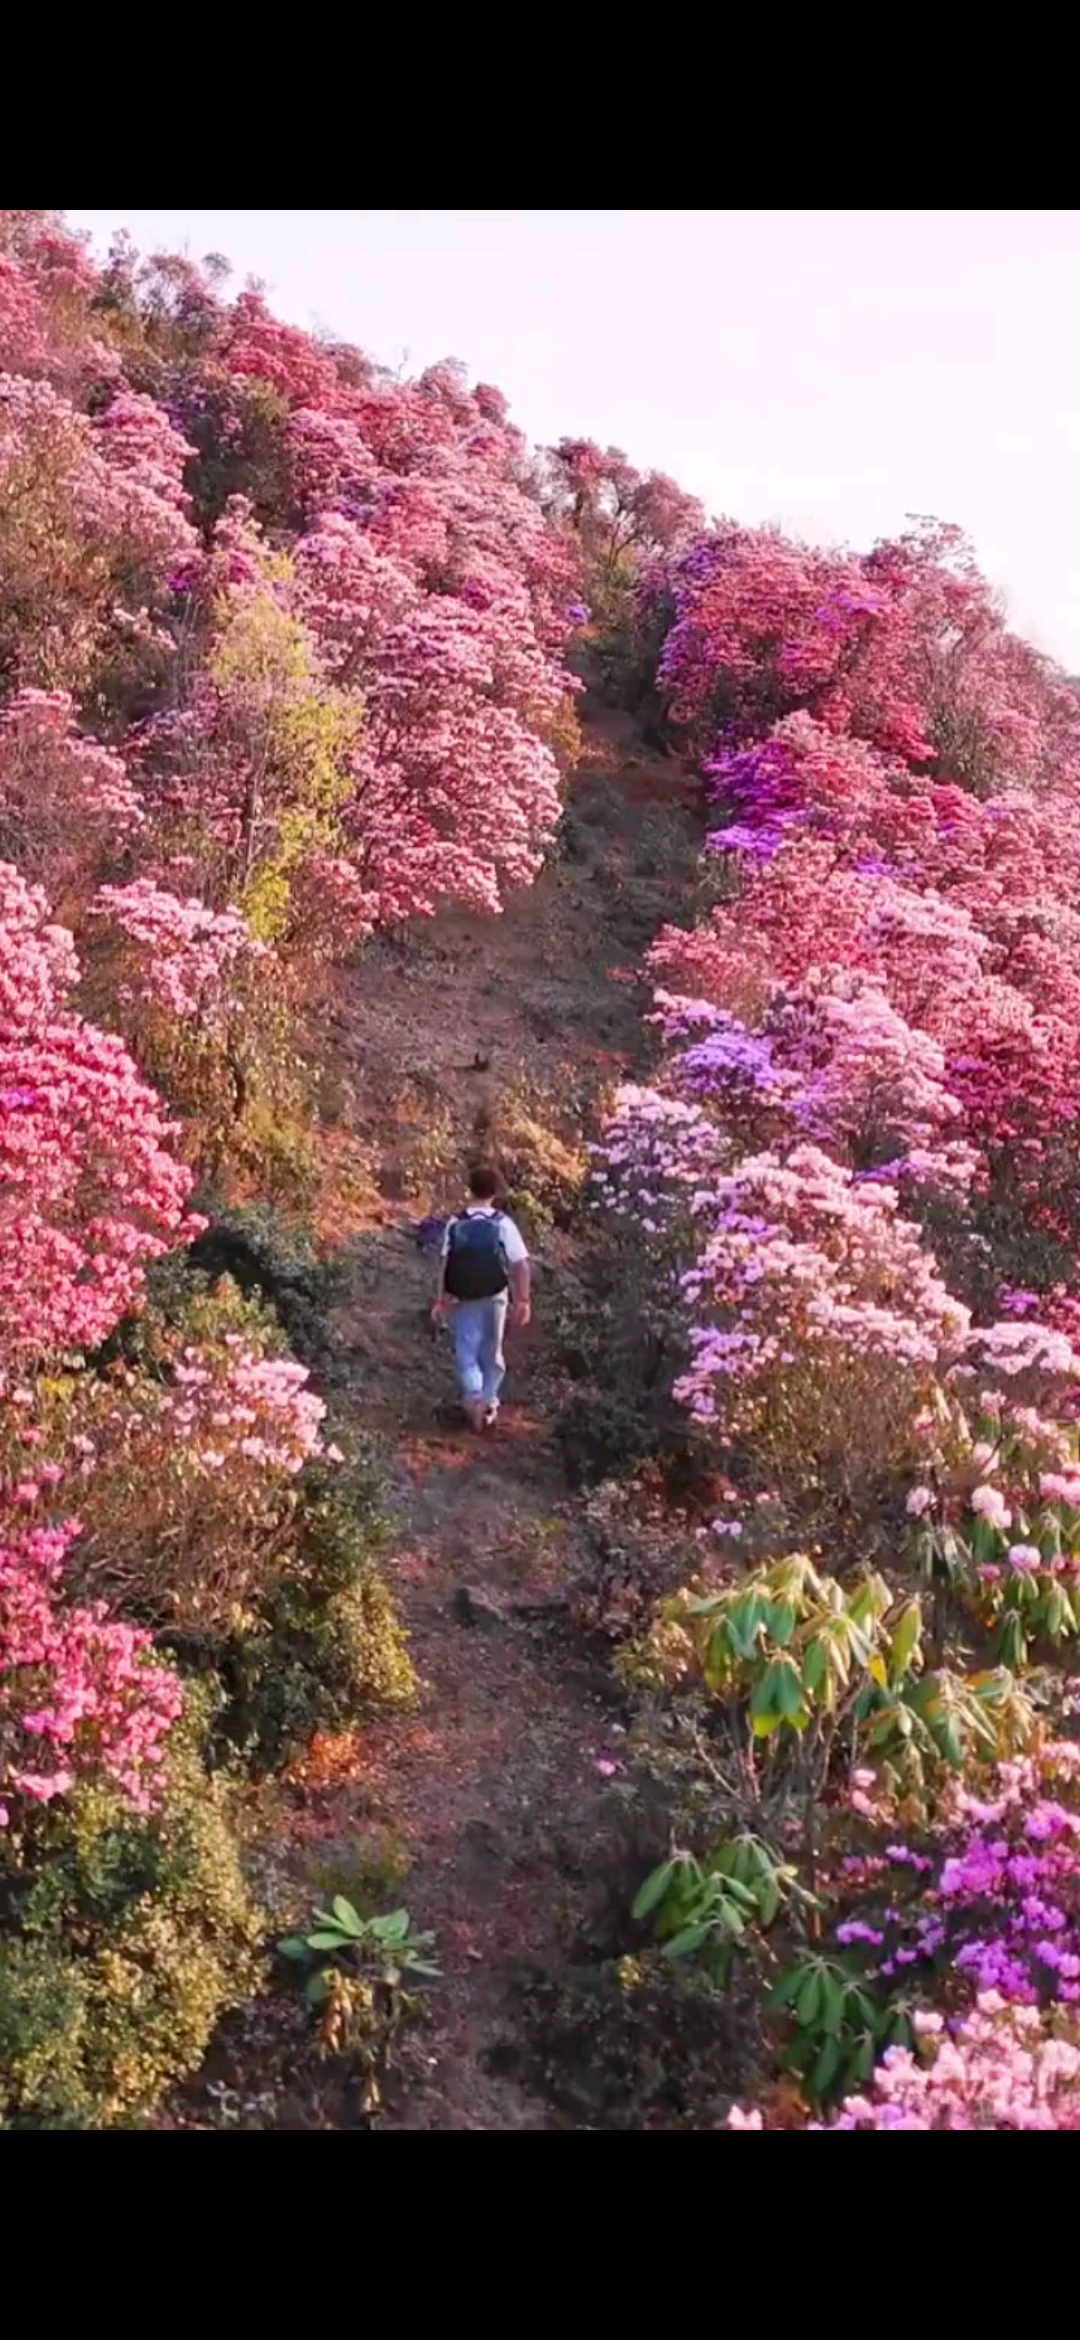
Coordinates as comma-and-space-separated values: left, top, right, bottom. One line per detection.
722, 1743, 1080, 2128
0, 862, 200, 1367
0, 1515, 182, 1826
0, 689, 144, 904
0, 859, 201, 1849
584, 491, 1080, 2131
0, 367, 194, 696
25, 1285, 333, 1632
592, 502, 1080, 1514
11, 205, 1080, 2129
733, 1997, 1080, 2130
0, 208, 608, 2124
0, 210, 583, 963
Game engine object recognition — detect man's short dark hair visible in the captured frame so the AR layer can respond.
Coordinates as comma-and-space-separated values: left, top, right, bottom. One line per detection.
468, 1163, 502, 1200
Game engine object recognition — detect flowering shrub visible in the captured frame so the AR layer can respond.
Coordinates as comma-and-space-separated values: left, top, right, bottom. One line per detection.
904, 1389, 1080, 1664
576, 486, 1080, 2133
543, 436, 702, 639
809, 1998, 1080, 2129
659, 518, 1080, 789
29, 1279, 333, 1631
90, 879, 267, 1022
725, 1997, 1080, 2130
0, 215, 584, 972
291, 510, 568, 923
0, 368, 192, 697
0, 1514, 182, 1826
586, 474, 1080, 1563
632, 1555, 1033, 1813
83, 869, 319, 1197
0, 862, 200, 1366
0, 689, 143, 903
592, 1089, 970, 1516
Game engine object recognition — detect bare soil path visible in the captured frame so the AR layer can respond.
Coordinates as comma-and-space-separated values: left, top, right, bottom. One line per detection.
181, 700, 702, 2129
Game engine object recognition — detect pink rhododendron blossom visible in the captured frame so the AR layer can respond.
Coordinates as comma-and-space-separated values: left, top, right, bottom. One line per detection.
0, 1517, 182, 1821
0, 862, 200, 1364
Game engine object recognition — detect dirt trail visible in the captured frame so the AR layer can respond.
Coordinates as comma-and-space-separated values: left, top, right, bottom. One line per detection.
215, 700, 702, 2129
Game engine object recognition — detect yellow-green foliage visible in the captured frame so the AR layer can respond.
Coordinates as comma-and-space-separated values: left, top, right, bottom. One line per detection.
226, 1460, 417, 1772
482, 1069, 588, 1225
0, 1696, 263, 2129
207, 569, 361, 945
625, 1555, 1036, 1809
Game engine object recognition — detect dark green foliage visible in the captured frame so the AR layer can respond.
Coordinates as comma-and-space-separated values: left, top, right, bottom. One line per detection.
590, 585, 678, 749
552, 1253, 704, 1491
768, 1954, 919, 2107
184, 1201, 338, 1369
557, 1385, 661, 1488
499, 1954, 763, 2129
183, 1449, 415, 1775
95, 1256, 413, 1774
169, 367, 295, 535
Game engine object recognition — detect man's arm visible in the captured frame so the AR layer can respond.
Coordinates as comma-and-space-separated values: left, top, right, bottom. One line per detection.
508, 1256, 531, 1327
431, 1226, 453, 1319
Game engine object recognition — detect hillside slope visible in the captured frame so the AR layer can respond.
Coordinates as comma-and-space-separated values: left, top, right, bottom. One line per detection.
171, 695, 703, 2129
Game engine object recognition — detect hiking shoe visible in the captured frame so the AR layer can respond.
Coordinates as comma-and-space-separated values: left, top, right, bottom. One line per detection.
483, 1405, 499, 1429
462, 1397, 485, 1433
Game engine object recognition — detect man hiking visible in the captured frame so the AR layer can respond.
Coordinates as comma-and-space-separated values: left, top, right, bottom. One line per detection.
431, 1166, 531, 1431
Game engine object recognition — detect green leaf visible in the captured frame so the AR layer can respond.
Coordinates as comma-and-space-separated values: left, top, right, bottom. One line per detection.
632, 1860, 677, 1921
331, 1897, 364, 1936
1045, 1586, 1066, 1639
277, 1936, 311, 1961
854, 2030, 877, 2080
704, 1622, 732, 1689
756, 1876, 781, 1927
796, 1968, 823, 2028
768, 1965, 807, 2012
728, 1596, 766, 1661
768, 1600, 797, 1647
997, 1611, 1027, 1669
371, 1909, 410, 1942
889, 1600, 922, 1682
306, 1929, 349, 1951
305, 1970, 334, 2005
819, 1968, 847, 2037
809, 2034, 841, 2098
662, 1923, 712, 1960
941, 1715, 965, 1768
774, 1654, 809, 1725
718, 1873, 759, 1909
802, 1637, 827, 1696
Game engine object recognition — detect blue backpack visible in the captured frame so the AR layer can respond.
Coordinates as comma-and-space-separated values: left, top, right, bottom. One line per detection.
444, 1211, 510, 1300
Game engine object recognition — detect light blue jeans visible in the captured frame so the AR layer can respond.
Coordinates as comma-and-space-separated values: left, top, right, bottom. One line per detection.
451, 1295, 509, 1407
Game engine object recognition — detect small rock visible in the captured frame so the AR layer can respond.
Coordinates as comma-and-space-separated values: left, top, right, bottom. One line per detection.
451, 1585, 503, 1629
508, 1594, 568, 1621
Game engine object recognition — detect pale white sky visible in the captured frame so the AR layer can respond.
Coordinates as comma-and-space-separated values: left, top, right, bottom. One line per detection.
67, 209, 1080, 668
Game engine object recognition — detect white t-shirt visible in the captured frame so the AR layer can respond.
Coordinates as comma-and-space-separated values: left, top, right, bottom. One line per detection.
441, 1204, 528, 1266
